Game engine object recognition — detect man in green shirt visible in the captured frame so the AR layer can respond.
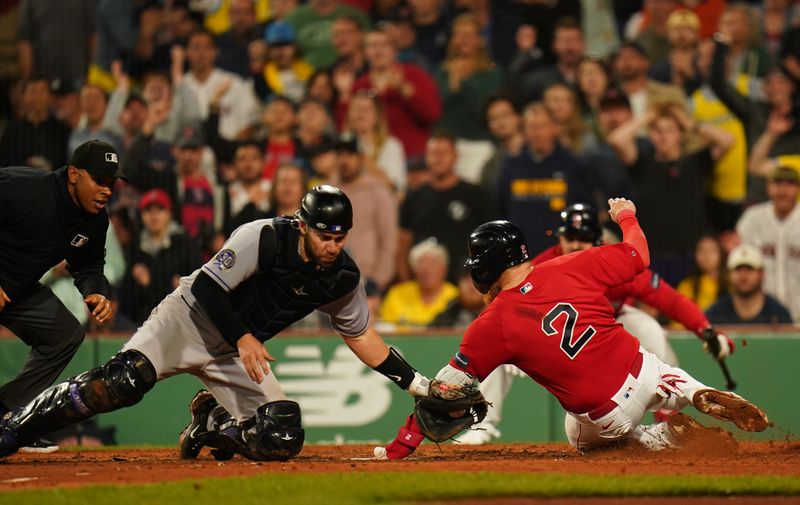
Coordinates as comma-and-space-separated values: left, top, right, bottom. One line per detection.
286, 0, 369, 69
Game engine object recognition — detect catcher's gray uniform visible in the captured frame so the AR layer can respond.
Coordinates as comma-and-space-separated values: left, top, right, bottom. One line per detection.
122, 218, 369, 420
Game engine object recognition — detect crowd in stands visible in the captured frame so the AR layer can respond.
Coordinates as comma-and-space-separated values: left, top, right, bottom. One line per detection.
0, 0, 798, 332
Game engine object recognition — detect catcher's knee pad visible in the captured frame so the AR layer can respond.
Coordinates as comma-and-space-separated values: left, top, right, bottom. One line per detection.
75, 349, 158, 414
243, 400, 305, 461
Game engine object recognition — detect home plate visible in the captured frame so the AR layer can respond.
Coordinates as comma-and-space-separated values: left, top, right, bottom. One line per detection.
2, 477, 39, 484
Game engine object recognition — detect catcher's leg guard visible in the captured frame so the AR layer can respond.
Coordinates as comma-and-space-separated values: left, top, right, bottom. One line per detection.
206, 400, 305, 461
6, 350, 157, 449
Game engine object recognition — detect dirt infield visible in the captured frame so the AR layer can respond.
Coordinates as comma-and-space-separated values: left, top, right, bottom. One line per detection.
1, 440, 798, 492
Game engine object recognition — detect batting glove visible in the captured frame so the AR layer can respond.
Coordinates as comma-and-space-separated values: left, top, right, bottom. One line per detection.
701, 327, 735, 360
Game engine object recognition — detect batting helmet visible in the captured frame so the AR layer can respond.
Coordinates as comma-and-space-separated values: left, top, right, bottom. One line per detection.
298, 185, 353, 234
557, 203, 602, 246
464, 220, 530, 294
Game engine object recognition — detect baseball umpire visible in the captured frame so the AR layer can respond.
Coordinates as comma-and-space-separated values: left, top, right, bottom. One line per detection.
0, 139, 120, 451
0, 185, 429, 461
373, 198, 767, 459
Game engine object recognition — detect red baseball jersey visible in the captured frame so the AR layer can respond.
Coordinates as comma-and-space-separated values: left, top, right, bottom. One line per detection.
533, 245, 710, 335
452, 243, 645, 414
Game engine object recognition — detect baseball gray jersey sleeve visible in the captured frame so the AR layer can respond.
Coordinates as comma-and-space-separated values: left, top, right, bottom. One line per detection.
318, 282, 370, 337
201, 219, 272, 293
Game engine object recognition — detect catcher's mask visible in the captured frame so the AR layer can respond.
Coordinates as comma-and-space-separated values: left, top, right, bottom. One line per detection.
557, 203, 602, 246
464, 220, 530, 294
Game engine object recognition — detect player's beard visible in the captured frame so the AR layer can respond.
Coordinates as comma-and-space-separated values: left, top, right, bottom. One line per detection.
303, 234, 337, 269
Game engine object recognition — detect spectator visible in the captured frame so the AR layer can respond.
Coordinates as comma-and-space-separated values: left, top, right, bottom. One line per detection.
717, 4, 771, 81
140, 71, 203, 145
115, 94, 148, 153
496, 103, 590, 254
407, 0, 452, 66
68, 84, 121, 155
608, 103, 734, 285
17, 0, 94, 86
399, 132, 494, 283
508, 17, 586, 105
479, 94, 524, 195
0, 77, 70, 170
305, 70, 338, 110
268, 162, 308, 217
612, 42, 687, 122
429, 272, 485, 328
121, 189, 201, 325
297, 98, 335, 161
179, 30, 260, 141
576, 57, 612, 139
580, 89, 636, 218
224, 141, 272, 234
50, 80, 82, 131
215, 0, 265, 78
677, 235, 727, 311
130, 3, 200, 78
337, 28, 442, 159
285, 0, 369, 69
331, 15, 367, 78
748, 106, 800, 180
121, 99, 179, 207
759, 0, 797, 61
380, 240, 458, 328
705, 244, 793, 325
336, 138, 398, 291
89, 0, 136, 92
307, 138, 339, 187
434, 13, 503, 184
345, 91, 406, 193
253, 21, 313, 103
634, 0, 679, 67
683, 0, 726, 39
381, 6, 431, 71
260, 97, 301, 180
736, 166, 800, 322
173, 125, 218, 253
650, 9, 703, 95
543, 82, 595, 154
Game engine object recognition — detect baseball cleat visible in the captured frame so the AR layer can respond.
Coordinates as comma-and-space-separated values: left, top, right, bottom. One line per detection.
692, 389, 769, 432
178, 390, 219, 459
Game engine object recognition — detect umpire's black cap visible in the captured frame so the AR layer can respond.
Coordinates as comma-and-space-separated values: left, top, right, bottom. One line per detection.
69, 140, 127, 181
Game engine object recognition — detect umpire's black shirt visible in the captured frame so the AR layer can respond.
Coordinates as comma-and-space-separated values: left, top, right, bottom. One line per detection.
0, 166, 110, 300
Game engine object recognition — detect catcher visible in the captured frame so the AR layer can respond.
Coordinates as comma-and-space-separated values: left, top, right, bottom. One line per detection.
375, 198, 769, 459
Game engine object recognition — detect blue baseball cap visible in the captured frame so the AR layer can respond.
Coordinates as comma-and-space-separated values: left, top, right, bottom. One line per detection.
265, 21, 296, 45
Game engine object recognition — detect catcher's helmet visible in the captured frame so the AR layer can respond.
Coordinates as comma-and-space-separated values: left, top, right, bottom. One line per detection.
464, 220, 530, 294
298, 185, 353, 234
557, 203, 602, 246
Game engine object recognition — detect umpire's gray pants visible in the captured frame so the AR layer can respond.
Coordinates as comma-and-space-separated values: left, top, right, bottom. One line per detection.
122, 289, 286, 421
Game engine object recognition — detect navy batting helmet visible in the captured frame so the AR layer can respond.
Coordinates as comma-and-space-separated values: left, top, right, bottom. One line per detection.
298, 185, 353, 233
557, 203, 602, 246
464, 220, 530, 294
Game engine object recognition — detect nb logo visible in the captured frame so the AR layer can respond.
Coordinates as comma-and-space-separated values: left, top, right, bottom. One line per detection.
70, 234, 89, 247
292, 285, 308, 296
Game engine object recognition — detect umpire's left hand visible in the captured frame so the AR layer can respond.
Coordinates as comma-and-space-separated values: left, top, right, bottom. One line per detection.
85, 294, 113, 323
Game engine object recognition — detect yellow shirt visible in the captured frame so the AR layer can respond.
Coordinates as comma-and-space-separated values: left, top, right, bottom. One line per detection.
691, 76, 754, 202
204, 0, 271, 35
676, 274, 720, 312
380, 281, 459, 328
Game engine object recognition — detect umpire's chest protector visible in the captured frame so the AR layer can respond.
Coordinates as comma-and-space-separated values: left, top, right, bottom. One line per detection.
229, 218, 360, 341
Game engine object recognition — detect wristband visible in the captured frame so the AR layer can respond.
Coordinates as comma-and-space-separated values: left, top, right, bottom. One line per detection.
373, 347, 416, 390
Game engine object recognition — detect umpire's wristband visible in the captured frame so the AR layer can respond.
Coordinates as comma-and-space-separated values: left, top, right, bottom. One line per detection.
373, 347, 416, 390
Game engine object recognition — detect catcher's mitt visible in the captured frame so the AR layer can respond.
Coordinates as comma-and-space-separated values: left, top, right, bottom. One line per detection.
414, 380, 490, 443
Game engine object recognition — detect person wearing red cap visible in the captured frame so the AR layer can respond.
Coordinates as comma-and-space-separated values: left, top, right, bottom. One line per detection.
121, 189, 201, 325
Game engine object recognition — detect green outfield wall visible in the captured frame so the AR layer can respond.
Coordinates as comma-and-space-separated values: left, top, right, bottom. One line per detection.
1, 331, 797, 445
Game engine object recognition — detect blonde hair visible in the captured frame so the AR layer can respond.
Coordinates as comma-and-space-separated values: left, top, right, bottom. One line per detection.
346, 91, 390, 165
408, 239, 449, 271
446, 13, 492, 72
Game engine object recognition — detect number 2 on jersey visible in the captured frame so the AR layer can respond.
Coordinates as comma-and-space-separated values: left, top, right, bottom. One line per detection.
542, 303, 596, 359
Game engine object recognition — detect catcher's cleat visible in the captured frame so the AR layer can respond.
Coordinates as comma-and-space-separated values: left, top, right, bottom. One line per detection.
453, 422, 500, 445
692, 389, 769, 432
178, 390, 219, 459
0, 413, 20, 459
